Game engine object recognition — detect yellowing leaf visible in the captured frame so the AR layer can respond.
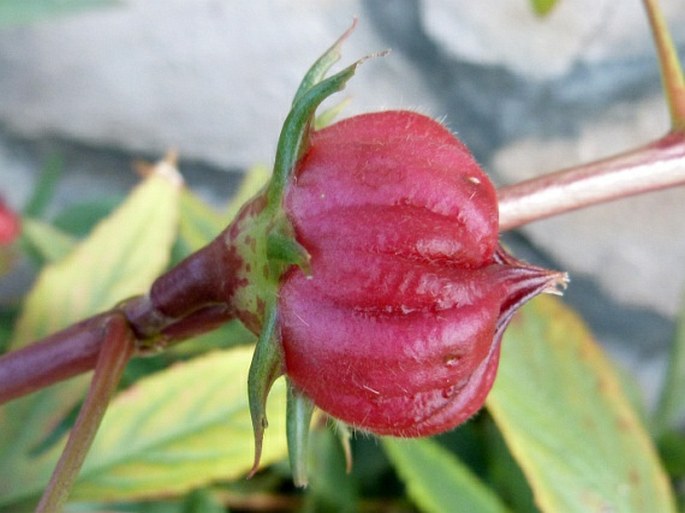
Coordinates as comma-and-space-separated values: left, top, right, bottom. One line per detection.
383, 438, 511, 513
11, 163, 182, 348
177, 189, 226, 254
0, 160, 181, 506
224, 165, 270, 222
487, 297, 676, 513
176, 165, 270, 259
71, 347, 287, 501
21, 217, 76, 263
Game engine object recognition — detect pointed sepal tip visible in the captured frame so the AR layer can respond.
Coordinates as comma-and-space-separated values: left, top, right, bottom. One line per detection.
247, 302, 284, 478
286, 381, 315, 487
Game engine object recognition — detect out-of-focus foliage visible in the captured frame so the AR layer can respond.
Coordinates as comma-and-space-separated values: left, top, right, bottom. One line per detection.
529, 0, 559, 16
488, 297, 676, 513
0, 0, 119, 26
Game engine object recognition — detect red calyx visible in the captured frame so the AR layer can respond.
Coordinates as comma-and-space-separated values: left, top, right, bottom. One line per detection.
279, 110, 566, 437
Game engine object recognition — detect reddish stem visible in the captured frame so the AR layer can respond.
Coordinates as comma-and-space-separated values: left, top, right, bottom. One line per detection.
497, 131, 685, 231
35, 313, 134, 513
122, 228, 238, 342
0, 312, 114, 404
0, 231, 240, 406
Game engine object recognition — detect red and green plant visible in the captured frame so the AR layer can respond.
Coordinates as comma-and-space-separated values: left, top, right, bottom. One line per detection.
0, 1, 685, 512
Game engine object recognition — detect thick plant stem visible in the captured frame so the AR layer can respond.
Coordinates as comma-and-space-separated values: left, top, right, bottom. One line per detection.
35, 313, 134, 513
0, 228, 241, 406
497, 132, 685, 231
0, 305, 232, 407
122, 233, 238, 342
0, 312, 113, 404
643, 0, 685, 131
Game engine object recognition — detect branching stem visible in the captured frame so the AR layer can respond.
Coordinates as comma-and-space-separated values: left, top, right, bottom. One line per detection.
35, 313, 134, 513
643, 0, 685, 131
0, 312, 112, 404
497, 132, 685, 231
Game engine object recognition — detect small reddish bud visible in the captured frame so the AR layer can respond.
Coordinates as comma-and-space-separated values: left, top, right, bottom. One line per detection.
0, 199, 20, 246
220, 32, 566, 480
274, 111, 566, 437
0, 199, 21, 276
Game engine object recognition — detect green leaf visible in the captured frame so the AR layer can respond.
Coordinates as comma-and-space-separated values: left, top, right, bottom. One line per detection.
654, 291, 685, 434
529, 0, 559, 16
22, 155, 63, 219
64, 500, 182, 513
181, 490, 226, 513
0, 0, 119, 26
314, 98, 351, 130
69, 347, 287, 501
0, 163, 181, 507
180, 489, 224, 513
304, 426, 358, 513
167, 319, 255, 358
0, 306, 19, 354
383, 438, 512, 513
224, 165, 271, 223
177, 190, 226, 255
53, 198, 122, 238
11, 169, 181, 349
658, 430, 685, 478
20, 218, 76, 264
487, 296, 676, 513
484, 420, 539, 513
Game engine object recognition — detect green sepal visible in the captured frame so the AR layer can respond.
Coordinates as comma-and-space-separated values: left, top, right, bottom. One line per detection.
247, 300, 284, 477
333, 419, 354, 474
314, 97, 352, 130
286, 380, 316, 487
266, 217, 311, 275
291, 19, 357, 106
267, 23, 377, 211
243, 22, 381, 485
267, 60, 363, 210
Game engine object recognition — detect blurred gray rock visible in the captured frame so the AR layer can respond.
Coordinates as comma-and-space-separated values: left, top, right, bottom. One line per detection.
493, 93, 685, 318
0, 0, 436, 169
0, 136, 33, 209
422, 0, 685, 80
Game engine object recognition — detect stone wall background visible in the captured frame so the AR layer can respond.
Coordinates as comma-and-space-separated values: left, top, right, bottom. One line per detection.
0, 0, 684, 407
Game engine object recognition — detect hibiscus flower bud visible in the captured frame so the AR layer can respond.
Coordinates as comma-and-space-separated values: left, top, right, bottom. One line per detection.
219, 26, 567, 485
113, 24, 565, 487
230, 109, 566, 484
278, 109, 567, 438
